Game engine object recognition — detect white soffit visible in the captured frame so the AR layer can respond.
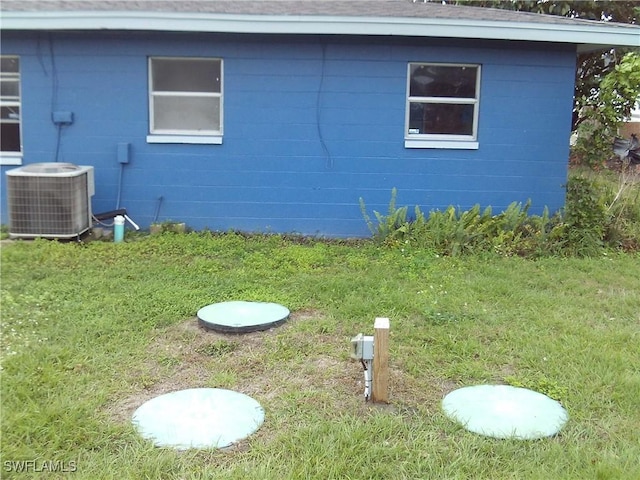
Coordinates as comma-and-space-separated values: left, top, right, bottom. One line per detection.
2, 11, 639, 48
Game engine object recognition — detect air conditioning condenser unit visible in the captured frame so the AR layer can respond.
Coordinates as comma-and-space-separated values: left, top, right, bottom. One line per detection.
6, 162, 95, 239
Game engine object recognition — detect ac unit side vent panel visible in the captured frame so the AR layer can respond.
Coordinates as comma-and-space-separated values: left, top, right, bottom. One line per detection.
6, 164, 95, 239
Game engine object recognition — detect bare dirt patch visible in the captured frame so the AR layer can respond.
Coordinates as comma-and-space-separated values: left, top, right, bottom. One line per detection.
107, 310, 362, 422
106, 309, 451, 429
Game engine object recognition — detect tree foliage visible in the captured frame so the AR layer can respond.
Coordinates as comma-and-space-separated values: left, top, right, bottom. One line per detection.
430, 1, 640, 167
433, 1, 638, 23
598, 52, 640, 123
573, 52, 640, 167
431, 3, 639, 118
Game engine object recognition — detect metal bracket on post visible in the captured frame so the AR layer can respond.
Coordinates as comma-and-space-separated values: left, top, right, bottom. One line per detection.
350, 333, 374, 400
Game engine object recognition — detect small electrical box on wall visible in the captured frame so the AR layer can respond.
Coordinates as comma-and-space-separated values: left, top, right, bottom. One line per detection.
350, 333, 374, 360
52, 111, 74, 125
117, 143, 130, 164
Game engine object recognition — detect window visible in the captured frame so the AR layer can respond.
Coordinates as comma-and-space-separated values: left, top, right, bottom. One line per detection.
1, 56, 22, 164
405, 63, 480, 149
148, 57, 223, 144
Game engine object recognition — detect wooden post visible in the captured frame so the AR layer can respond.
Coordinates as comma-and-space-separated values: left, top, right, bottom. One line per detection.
372, 317, 390, 403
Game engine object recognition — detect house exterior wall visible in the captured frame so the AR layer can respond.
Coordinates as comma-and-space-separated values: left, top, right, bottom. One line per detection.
0, 31, 576, 237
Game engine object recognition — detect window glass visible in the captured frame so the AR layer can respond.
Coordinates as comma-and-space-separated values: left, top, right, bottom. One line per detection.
0, 79, 20, 98
0, 57, 19, 73
1, 124, 20, 152
1, 55, 21, 154
409, 103, 475, 136
409, 65, 477, 98
149, 57, 222, 136
406, 63, 480, 142
153, 97, 220, 132
152, 59, 221, 93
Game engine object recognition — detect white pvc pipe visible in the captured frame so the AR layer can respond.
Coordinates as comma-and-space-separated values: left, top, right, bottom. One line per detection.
123, 214, 140, 230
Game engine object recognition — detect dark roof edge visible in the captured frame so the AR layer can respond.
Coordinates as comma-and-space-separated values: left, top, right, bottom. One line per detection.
1, 8, 638, 49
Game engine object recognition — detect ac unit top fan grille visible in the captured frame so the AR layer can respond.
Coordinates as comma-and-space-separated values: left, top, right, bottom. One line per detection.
6, 163, 95, 239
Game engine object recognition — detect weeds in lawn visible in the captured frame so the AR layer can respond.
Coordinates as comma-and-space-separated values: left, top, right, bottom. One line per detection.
505, 375, 569, 403
195, 339, 238, 357
0, 290, 52, 360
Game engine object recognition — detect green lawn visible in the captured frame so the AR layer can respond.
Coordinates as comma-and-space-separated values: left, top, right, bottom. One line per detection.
1, 233, 639, 479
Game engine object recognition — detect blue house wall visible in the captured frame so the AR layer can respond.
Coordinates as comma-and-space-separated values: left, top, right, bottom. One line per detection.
0, 31, 576, 237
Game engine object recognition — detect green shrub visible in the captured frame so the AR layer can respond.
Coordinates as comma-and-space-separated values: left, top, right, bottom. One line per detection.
571, 119, 616, 170
562, 175, 607, 256
360, 171, 639, 257
359, 187, 408, 242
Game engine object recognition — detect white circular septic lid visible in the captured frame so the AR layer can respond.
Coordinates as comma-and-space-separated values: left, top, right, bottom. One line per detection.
197, 301, 289, 333
442, 385, 568, 440
132, 388, 265, 449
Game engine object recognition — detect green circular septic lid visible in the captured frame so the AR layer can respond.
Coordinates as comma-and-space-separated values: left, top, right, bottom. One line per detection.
132, 388, 264, 450
197, 301, 289, 333
442, 385, 568, 440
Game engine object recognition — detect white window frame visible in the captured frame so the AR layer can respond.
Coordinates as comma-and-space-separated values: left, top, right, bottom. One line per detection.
405, 62, 480, 150
1, 55, 23, 165
147, 56, 223, 145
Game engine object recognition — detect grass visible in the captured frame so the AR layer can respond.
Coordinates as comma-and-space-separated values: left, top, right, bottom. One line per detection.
1, 232, 639, 479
